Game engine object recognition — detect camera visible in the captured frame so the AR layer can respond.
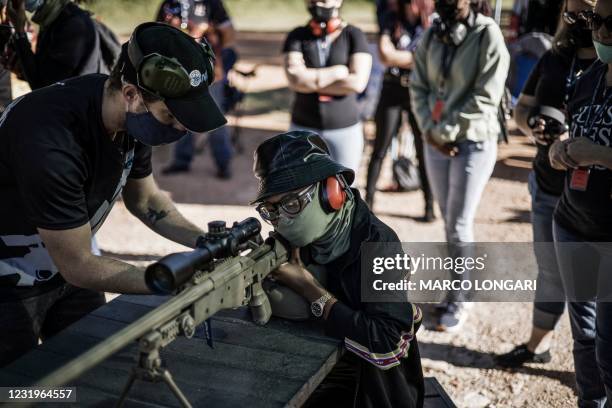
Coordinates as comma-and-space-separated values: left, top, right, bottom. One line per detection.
527, 105, 569, 140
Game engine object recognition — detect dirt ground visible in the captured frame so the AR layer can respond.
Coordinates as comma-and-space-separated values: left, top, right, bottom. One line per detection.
78, 32, 576, 407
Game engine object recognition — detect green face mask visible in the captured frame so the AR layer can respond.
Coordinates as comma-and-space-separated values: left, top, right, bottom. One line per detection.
275, 183, 335, 248
594, 40, 612, 64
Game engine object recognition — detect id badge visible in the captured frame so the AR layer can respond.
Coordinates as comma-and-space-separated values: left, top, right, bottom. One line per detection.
432, 99, 445, 123
570, 168, 590, 191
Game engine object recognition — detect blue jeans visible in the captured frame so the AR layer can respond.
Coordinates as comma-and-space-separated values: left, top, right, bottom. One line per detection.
528, 172, 565, 330
424, 139, 497, 302
172, 81, 232, 171
553, 221, 610, 408
597, 302, 612, 406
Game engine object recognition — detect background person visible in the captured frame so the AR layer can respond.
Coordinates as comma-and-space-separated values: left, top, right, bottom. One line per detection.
0, 22, 226, 366
158, 0, 236, 179
283, 0, 372, 177
508, 0, 564, 41
549, 1, 612, 403
497, 0, 596, 368
5, 0, 102, 90
410, 0, 509, 331
252, 131, 424, 408
365, 0, 435, 221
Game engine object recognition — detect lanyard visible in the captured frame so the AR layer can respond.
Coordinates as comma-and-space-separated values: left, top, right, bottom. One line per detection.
581, 69, 612, 139
565, 56, 578, 106
437, 44, 457, 97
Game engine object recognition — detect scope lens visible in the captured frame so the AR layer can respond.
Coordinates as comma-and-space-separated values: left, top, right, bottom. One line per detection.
146, 265, 175, 294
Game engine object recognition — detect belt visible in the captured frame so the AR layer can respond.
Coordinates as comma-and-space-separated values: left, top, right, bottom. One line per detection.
383, 72, 411, 87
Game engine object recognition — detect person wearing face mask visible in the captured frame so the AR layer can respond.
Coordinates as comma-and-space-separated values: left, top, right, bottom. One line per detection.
252, 131, 424, 408
283, 0, 372, 177
409, 0, 509, 332
5, 0, 103, 90
496, 0, 597, 369
0, 23, 226, 367
4, 0, 121, 259
156, 0, 237, 178
548, 1, 612, 405
365, 0, 435, 219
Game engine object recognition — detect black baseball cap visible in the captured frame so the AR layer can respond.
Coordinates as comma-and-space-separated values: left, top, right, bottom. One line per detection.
123, 22, 227, 133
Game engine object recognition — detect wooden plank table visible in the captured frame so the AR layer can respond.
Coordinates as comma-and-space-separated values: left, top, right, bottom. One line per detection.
1, 295, 455, 408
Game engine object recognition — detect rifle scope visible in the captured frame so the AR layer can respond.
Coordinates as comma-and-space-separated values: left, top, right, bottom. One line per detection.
145, 217, 262, 294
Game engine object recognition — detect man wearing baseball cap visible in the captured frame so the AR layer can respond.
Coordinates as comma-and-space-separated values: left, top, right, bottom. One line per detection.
0, 22, 226, 366
252, 131, 424, 407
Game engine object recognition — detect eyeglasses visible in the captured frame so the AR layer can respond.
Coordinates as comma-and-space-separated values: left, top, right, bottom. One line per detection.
563, 10, 591, 27
255, 184, 317, 223
586, 12, 612, 32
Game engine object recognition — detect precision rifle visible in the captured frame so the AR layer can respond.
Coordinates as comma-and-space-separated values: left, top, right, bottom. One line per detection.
34, 217, 289, 408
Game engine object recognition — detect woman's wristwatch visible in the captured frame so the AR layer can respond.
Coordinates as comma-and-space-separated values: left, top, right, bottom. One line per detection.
311, 292, 333, 318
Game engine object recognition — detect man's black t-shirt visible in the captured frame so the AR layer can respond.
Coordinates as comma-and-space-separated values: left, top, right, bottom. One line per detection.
0, 74, 152, 288
13, 2, 100, 91
283, 24, 370, 130
156, 0, 231, 27
522, 49, 596, 196
522, 0, 562, 36
554, 61, 612, 241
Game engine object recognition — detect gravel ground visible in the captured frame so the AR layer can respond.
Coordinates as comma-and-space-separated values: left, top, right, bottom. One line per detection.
90, 32, 578, 408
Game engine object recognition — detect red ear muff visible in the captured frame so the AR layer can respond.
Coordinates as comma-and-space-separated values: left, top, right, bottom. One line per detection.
309, 18, 342, 37
320, 176, 347, 213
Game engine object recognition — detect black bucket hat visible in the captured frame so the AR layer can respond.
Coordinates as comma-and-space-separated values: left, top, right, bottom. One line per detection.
250, 131, 355, 204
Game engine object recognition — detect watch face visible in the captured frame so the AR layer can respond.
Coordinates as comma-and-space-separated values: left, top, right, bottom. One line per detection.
311, 302, 323, 317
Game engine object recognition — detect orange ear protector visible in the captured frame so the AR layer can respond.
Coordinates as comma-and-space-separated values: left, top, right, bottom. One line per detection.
320, 175, 348, 213
309, 17, 343, 37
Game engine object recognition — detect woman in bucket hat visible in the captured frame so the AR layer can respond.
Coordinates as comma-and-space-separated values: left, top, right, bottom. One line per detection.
251, 131, 424, 408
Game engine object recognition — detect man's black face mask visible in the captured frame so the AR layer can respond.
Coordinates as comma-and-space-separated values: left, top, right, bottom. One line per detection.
568, 26, 594, 48
309, 5, 336, 22
435, 0, 460, 23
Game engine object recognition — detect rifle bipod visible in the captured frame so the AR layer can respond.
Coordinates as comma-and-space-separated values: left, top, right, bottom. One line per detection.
116, 332, 192, 408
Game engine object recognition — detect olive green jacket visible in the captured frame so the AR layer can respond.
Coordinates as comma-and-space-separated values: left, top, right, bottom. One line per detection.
410, 14, 510, 145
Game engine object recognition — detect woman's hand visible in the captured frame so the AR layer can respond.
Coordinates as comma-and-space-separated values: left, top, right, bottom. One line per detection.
530, 117, 557, 146
270, 248, 325, 302
7, 0, 27, 34
549, 139, 577, 170
425, 130, 459, 157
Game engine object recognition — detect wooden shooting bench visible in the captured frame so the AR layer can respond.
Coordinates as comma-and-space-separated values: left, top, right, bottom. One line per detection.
1, 295, 456, 408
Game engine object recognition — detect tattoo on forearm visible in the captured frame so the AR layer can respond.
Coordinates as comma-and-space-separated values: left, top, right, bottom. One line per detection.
146, 208, 169, 225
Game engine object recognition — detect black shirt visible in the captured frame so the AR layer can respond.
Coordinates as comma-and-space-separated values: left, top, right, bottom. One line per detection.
554, 61, 612, 241
0, 75, 152, 288
380, 12, 424, 79
283, 24, 370, 130
522, 49, 595, 196
156, 0, 231, 27
522, 0, 562, 36
13, 3, 100, 90
306, 190, 424, 407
